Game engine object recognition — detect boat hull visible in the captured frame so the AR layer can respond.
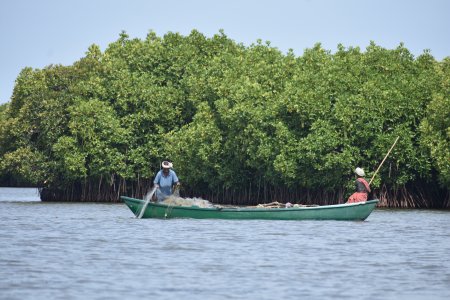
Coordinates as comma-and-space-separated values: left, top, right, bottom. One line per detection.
121, 196, 378, 221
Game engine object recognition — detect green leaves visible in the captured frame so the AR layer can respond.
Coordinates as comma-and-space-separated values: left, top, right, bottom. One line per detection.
419, 58, 450, 187
0, 146, 48, 185
0, 30, 448, 201
63, 99, 128, 179
53, 136, 87, 180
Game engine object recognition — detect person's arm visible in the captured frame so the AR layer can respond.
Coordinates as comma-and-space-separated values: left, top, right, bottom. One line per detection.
171, 171, 180, 196
172, 170, 179, 186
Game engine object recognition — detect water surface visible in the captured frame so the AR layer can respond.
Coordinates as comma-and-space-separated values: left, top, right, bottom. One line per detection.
0, 188, 449, 299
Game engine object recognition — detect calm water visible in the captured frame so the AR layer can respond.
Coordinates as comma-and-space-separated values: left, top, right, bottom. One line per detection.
1, 188, 449, 300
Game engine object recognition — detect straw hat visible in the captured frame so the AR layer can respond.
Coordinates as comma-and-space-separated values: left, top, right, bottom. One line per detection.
354, 167, 365, 177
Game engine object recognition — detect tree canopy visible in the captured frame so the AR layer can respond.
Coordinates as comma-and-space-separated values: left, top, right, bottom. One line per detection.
0, 30, 449, 207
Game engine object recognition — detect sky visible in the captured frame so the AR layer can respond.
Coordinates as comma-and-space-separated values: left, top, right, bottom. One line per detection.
1, 0, 449, 105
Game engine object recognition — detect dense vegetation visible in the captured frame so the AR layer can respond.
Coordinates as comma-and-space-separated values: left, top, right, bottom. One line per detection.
0, 30, 449, 207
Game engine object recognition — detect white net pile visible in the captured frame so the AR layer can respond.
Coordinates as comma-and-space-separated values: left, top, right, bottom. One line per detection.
161, 195, 215, 208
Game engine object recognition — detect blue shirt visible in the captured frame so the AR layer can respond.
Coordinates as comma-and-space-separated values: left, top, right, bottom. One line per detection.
154, 169, 179, 200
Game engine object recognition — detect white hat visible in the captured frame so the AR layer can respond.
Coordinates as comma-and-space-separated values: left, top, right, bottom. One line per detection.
355, 167, 365, 177
162, 161, 172, 169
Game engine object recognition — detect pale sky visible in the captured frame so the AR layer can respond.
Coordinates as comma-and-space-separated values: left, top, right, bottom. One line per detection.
1, 0, 449, 104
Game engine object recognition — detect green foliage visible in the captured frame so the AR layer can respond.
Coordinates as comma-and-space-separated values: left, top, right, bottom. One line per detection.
0, 102, 8, 116
0, 30, 448, 199
0, 146, 48, 185
166, 102, 223, 189
419, 57, 450, 187
53, 99, 129, 181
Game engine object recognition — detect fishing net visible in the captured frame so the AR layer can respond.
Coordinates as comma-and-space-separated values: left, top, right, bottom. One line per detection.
161, 195, 215, 208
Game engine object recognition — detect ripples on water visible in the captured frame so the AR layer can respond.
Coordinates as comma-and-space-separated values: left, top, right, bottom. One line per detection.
0, 188, 449, 299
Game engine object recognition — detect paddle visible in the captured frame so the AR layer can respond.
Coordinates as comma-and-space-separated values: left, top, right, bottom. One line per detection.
369, 136, 400, 185
137, 186, 157, 219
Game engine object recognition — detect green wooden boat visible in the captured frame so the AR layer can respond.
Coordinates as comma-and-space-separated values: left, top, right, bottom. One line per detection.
121, 196, 378, 221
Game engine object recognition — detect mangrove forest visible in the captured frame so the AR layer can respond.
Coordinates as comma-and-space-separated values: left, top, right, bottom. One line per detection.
0, 30, 449, 208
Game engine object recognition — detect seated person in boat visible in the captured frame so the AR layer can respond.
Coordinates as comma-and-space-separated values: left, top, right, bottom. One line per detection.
153, 161, 180, 201
347, 167, 371, 203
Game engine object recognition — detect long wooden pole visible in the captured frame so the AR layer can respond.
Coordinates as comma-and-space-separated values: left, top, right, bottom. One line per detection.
369, 136, 400, 185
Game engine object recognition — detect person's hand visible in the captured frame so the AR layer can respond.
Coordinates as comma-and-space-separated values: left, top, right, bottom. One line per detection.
154, 184, 160, 189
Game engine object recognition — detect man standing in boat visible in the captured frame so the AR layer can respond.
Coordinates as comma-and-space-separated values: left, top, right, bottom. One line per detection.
153, 160, 180, 201
347, 167, 371, 203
